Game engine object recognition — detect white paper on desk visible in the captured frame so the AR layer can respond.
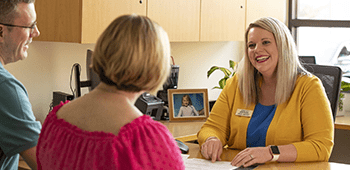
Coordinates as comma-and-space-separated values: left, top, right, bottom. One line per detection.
184, 158, 237, 170
181, 154, 190, 161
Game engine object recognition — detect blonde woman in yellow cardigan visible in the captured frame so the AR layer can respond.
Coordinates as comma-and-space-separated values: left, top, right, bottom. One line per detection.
198, 17, 334, 168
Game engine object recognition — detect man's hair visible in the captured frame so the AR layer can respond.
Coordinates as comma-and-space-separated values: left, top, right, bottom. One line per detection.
0, 0, 35, 23
92, 14, 171, 95
237, 17, 309, 106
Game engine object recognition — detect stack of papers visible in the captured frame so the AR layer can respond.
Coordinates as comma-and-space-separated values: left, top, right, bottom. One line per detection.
181, 154, 237, 170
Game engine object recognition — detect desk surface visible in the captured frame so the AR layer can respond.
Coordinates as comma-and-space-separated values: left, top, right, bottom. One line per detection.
186, 143, 350, 169
335, 110, 350, 130
160, 120, 205, 141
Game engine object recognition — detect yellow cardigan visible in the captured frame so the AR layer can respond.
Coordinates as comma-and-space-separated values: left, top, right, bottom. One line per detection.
198, 74, 334, 162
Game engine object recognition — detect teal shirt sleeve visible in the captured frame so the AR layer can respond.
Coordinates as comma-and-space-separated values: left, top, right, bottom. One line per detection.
0, 77, 42, 157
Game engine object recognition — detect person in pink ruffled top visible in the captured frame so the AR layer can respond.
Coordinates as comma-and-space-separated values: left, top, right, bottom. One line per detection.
36, 14, 185, 170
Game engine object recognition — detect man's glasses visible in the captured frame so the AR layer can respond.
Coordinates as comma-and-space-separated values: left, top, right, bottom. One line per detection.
0, 21, 37, 34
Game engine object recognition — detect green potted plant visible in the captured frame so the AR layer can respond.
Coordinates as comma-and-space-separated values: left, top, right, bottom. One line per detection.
339, 81, 350, 111
207, 60, 237, 110
207, 60, 237, 89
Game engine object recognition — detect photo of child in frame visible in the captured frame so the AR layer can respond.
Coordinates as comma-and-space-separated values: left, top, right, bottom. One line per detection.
174, 93, 205, 118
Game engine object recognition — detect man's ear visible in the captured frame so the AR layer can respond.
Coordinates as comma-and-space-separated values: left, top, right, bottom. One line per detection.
0, 26, 4, 44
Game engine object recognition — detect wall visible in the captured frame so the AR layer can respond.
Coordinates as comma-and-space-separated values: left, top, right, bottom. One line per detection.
4, 41, 243, 123
4, 41, 95, 123
343, 93, 350, 112
171, 42, 244, 100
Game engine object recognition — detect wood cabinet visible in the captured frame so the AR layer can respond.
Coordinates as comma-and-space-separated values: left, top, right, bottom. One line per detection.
148, 0, 200, 42
34, 0, 146, 43
201, 0, 245, 41
148, 0, 246, 42
246, 0, 287, 28
34, 0, 286, 43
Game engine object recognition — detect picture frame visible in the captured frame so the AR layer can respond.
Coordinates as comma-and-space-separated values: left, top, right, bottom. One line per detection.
168, 88, 209, 121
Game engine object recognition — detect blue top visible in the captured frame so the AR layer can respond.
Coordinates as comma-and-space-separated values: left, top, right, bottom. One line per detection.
246, 103, 276, 147
0, 63, 41, 170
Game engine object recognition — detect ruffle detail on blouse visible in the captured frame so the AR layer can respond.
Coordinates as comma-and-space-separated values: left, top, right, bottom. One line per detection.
47, 101, 157, 139
37, 101, 185, 170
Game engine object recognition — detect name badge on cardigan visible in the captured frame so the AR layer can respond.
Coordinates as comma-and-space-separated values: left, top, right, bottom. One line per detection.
235, 109, 253, 117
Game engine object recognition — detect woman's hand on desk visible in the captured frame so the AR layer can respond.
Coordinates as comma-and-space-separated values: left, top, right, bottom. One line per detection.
200, 137, 223, 163
231, 147, 272, 167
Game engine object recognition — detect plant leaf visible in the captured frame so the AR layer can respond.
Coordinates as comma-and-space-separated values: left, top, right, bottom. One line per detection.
207, 66, 220, 78
229, 60, 235, 70
219, 78, 227, 89
207, 66, 232, 78
341, 81, 350, 91
219, 67, 232, 77
207, 60, 238, 90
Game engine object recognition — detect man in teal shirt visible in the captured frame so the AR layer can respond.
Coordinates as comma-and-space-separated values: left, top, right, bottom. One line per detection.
0, 0, 41, 169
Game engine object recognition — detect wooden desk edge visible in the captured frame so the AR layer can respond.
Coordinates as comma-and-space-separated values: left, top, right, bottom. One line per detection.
175, 134, 197, 142
184, 143, 350, 169
335, 123, 350, 130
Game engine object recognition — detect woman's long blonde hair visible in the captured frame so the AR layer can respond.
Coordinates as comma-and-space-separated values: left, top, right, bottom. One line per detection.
238, 17, 308, 106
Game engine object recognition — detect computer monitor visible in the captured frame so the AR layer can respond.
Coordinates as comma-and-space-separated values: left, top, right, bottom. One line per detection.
86, 49, 100, 91
163, 65, 179, 91
73, 49, 99, 97
157, 65, 179, 104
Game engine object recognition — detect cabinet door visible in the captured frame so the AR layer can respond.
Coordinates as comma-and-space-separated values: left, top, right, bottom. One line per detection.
34, 0, 146, 43
34, 0, 81, 42
82, 0, 146, 43
201, 0, 245, 41
246, 0, 287, 28
148, 0, 200, 42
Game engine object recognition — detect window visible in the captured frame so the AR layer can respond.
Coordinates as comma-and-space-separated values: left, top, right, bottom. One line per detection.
288, 0, 350, 74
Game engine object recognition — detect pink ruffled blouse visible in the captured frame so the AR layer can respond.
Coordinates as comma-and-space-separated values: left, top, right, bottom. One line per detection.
37, 102, 185, 170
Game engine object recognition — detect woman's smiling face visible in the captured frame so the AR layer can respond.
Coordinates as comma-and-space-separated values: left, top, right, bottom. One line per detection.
247, 27, 278, 77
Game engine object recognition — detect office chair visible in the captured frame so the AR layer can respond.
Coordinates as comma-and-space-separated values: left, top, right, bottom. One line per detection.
0, 148, 4, 160
302, 64, 343, 121
299, 56, 316, 64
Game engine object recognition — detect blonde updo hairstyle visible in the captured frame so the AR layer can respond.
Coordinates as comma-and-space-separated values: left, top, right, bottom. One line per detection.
92, 14, 171, 95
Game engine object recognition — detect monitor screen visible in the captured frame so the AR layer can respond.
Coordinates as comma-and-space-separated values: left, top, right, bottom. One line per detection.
86, 49, 100, 91
163, 65, 179, 91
